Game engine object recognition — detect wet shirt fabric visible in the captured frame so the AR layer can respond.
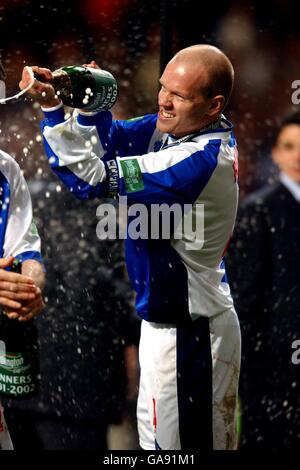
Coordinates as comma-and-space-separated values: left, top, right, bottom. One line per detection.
40, 107, 241, 450
0, 150, 42, 262
41, 108, 238, 325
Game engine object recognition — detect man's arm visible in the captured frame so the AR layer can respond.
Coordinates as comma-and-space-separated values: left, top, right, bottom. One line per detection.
19, 64, 225, 207
0, 155, 45, 321
44, 116, 223, 206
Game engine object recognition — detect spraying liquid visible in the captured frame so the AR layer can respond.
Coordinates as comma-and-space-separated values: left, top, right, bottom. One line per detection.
0, 66, 35, 104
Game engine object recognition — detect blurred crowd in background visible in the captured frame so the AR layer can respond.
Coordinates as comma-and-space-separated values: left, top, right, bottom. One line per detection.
0, 0, 299, 449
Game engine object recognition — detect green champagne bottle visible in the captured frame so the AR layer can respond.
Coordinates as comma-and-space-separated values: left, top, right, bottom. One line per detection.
34, 65, 118, 112
0, 259, 40, 398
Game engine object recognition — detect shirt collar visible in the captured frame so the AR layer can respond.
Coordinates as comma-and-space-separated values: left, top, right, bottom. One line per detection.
168, 115, 223, 141
279, 172, 300, 202
162, 115, 224, 150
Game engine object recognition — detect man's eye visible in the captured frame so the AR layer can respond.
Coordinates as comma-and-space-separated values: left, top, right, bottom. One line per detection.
282, 143, 295, 150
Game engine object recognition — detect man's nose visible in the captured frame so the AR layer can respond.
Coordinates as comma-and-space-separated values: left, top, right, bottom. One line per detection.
159, 89, 172, 107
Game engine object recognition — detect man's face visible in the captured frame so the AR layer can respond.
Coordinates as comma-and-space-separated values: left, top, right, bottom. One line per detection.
272, 124, 300, 182
157, 59, 213, 138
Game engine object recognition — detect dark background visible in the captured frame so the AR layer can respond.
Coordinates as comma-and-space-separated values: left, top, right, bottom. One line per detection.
0, 0, 299, 449
0, 0, 299, 194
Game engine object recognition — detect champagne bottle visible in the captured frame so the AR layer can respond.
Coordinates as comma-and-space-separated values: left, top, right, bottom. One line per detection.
0, 259, 40, 398
34, 65, 118, 112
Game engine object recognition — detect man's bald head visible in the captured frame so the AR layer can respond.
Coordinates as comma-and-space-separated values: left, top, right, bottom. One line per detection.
171, 45, 234, 110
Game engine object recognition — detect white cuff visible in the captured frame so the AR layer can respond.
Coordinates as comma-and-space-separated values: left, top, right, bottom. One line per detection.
41, 102, 63, 112
77, 109, 99, 116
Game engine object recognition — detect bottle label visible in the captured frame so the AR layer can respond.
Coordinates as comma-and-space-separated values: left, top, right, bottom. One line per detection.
0, 350, 37, 397
86, 68, 118, 112
90, 84, 118, 112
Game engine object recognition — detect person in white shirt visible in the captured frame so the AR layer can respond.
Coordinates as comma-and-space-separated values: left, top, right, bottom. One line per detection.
0, 58, 45, 450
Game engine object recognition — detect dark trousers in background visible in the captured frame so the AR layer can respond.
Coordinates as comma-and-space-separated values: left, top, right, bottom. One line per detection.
5, 408, 108, 450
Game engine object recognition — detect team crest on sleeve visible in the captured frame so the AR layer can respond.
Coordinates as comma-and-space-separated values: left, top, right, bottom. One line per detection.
120, 159, 144, 193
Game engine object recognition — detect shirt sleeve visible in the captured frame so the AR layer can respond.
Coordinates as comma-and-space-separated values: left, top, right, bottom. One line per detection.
2, 159, 42, 262
116, 139, 221, 206
41, 109, 113, 199
41, 107, 222, 205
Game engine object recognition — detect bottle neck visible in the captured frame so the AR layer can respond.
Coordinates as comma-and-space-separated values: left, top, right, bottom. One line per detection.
51, 69, 71, 88
34, 70, 71, 89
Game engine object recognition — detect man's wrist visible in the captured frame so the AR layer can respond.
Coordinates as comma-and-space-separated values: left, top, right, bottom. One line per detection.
77, 109, 99, 116
41, 101, 63, 112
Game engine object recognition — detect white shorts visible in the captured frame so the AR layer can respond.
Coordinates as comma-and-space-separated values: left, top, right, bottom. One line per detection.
137, 308, 241, 450
0, 402, 13, 450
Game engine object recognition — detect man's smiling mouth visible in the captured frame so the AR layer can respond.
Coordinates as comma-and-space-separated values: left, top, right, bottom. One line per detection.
160, 109, 175, 118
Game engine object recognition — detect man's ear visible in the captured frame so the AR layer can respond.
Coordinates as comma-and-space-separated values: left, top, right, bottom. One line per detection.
206, 95, 225, 117
0, 80, 5, 101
